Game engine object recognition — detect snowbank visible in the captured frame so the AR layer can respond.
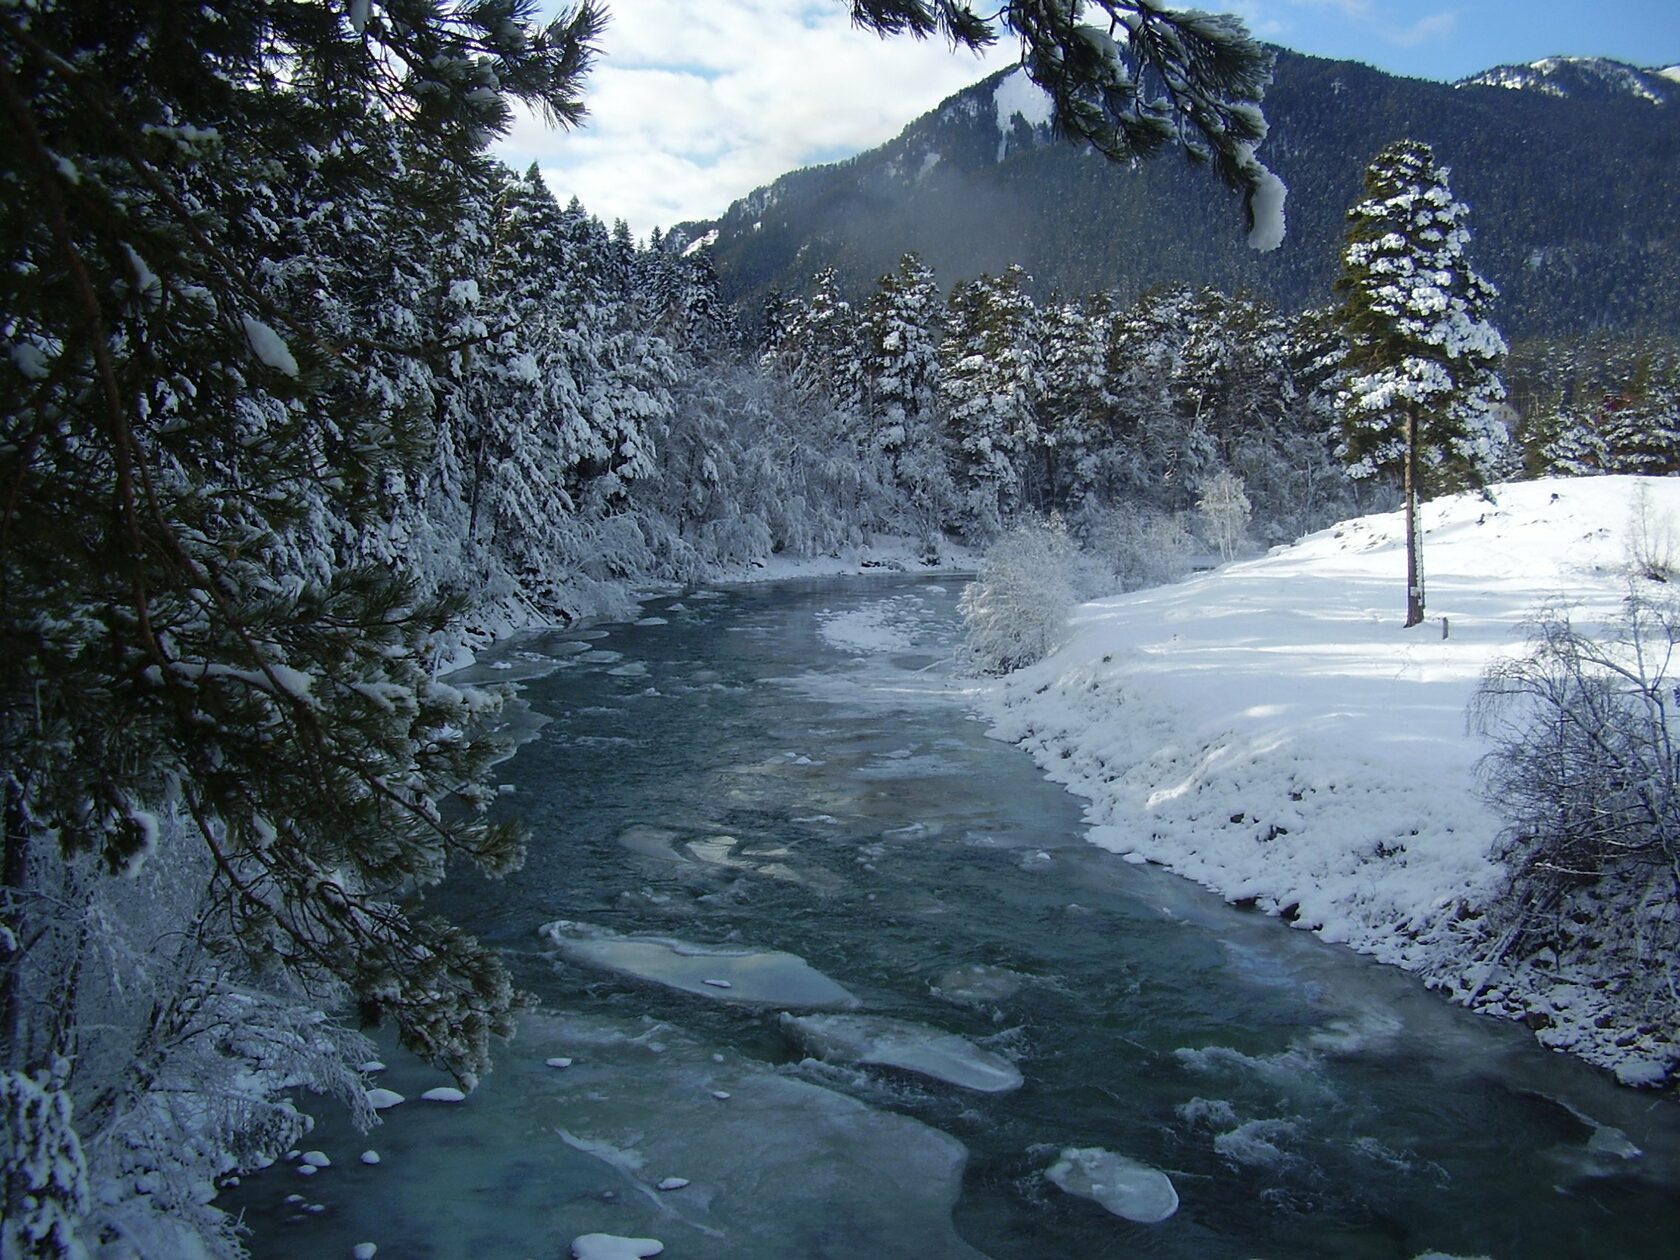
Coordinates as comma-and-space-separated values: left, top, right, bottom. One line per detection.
981, 476, 1678, 1083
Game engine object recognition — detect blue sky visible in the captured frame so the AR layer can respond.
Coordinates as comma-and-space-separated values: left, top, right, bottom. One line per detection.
1231, 0, 1679, 81
497, 1, 1680, 236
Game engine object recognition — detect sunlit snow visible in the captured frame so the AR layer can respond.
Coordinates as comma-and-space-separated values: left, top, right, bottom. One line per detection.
984, 475, 1680, 1081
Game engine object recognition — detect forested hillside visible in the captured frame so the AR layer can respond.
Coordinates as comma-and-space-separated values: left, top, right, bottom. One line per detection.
682, 50, 1680, 340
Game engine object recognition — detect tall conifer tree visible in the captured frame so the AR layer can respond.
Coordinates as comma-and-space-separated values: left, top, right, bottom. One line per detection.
1336, 139, 1506, 627
1, 7, 605, 1223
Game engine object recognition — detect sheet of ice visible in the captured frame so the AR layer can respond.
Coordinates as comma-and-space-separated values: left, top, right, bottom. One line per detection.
779, 1013, 1023, 1093
1045, 1146, 1179, 1223
817, 593, 953, 655
617, 825, 688, 863
571, 1235, 664, 1260
539, 920, 861, 1008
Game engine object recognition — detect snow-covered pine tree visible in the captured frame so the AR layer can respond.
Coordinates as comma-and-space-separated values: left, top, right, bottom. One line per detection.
1035, 294, 1112, 516
1598, 349, 1680, 475
2, 0, 601, 1244
862, 254, 943, 458
1336, 139, 1507, 627
778, 267, 865, 419
1098, 284, 1198, 509
940, 265, 1045, 537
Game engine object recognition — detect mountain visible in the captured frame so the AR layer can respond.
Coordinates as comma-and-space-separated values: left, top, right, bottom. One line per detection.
679, 50, 1680, 341
1457, 56, 1677, 106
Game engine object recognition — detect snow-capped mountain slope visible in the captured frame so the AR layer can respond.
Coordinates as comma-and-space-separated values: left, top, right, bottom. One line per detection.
982, 476, 1680, 1084
683, 48, 1680, 344
1457, 55, 1674, 105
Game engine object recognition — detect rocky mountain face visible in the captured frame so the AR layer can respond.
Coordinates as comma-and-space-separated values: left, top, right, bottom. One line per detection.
1457, 55, 1679, 106
679, 50, 1680, 340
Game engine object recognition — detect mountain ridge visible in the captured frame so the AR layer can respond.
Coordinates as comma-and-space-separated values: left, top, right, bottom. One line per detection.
679, 49, 1680, 340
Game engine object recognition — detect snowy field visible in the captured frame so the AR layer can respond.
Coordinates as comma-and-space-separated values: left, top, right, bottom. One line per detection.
981, 476, 1679, 1084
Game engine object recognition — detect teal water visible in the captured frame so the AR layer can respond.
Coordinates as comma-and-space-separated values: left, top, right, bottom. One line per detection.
228, 577, 1680, 1259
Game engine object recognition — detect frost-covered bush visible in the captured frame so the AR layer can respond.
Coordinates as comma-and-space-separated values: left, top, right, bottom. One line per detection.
1, 807, 375, 1255
1470, 591, 1680, 1055
959, 518, 1079, 674
1196, 469, 1252, 562
1074, 503, 1196, 592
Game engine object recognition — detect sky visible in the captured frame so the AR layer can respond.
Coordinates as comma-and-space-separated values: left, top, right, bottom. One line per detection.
494, 1, 1680, 238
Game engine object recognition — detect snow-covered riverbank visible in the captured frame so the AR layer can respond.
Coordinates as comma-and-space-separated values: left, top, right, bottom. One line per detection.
980, 476, 1679, 1086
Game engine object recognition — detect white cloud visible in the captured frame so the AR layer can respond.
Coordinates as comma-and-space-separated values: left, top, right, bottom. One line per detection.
1282, 0, 1458, 51
496, 0, 1013, 236
1388, 11, 1457, 48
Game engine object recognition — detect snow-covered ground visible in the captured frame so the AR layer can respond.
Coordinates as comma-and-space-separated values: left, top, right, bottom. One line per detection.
980, 476, 1679, 1085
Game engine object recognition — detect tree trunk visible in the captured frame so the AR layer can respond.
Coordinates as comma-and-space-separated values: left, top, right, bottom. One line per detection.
2, 774, 30, 1059
1404, 405, 1425, 627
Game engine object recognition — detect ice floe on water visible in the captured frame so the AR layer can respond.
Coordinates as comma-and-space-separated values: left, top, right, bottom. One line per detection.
1045, 1146, 1179, 1223
533, 1012, 981, 1256
779, 1013, 1023, 1093
538, 920, 861, 1008
930, 962, 1030, 1007
616, 825, 687, 863
817, 593, 953, 655
571, 1234, 663, 1259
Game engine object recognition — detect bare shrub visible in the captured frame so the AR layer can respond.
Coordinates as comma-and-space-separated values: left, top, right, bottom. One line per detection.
1470, 590, 1680, 1028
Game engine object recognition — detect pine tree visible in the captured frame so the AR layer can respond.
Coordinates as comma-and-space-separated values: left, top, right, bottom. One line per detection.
940, 265, 1044, 536
1336, 139, 1507, 627
778, 267, 865, 418
1036, 295, 1112, 514
862, 253, 944, 465
1, 6, 604, 1240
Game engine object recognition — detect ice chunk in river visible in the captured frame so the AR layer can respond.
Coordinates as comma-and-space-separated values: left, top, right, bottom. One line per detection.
779, 1013, 1022, 1093
616, 825, 688, 863
1045, 1146, 1179, 1223
571, 1235, 663, 1260
538, 920, 861, 1009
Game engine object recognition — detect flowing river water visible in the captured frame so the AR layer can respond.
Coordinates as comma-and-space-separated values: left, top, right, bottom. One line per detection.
229, 576, 1680, 1259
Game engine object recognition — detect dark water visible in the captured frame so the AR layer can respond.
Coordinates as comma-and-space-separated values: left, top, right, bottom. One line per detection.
228, 576, 1680, 1259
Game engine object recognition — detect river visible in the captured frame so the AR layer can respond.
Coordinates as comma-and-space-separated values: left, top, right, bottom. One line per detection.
227, 576, 1680, 1259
